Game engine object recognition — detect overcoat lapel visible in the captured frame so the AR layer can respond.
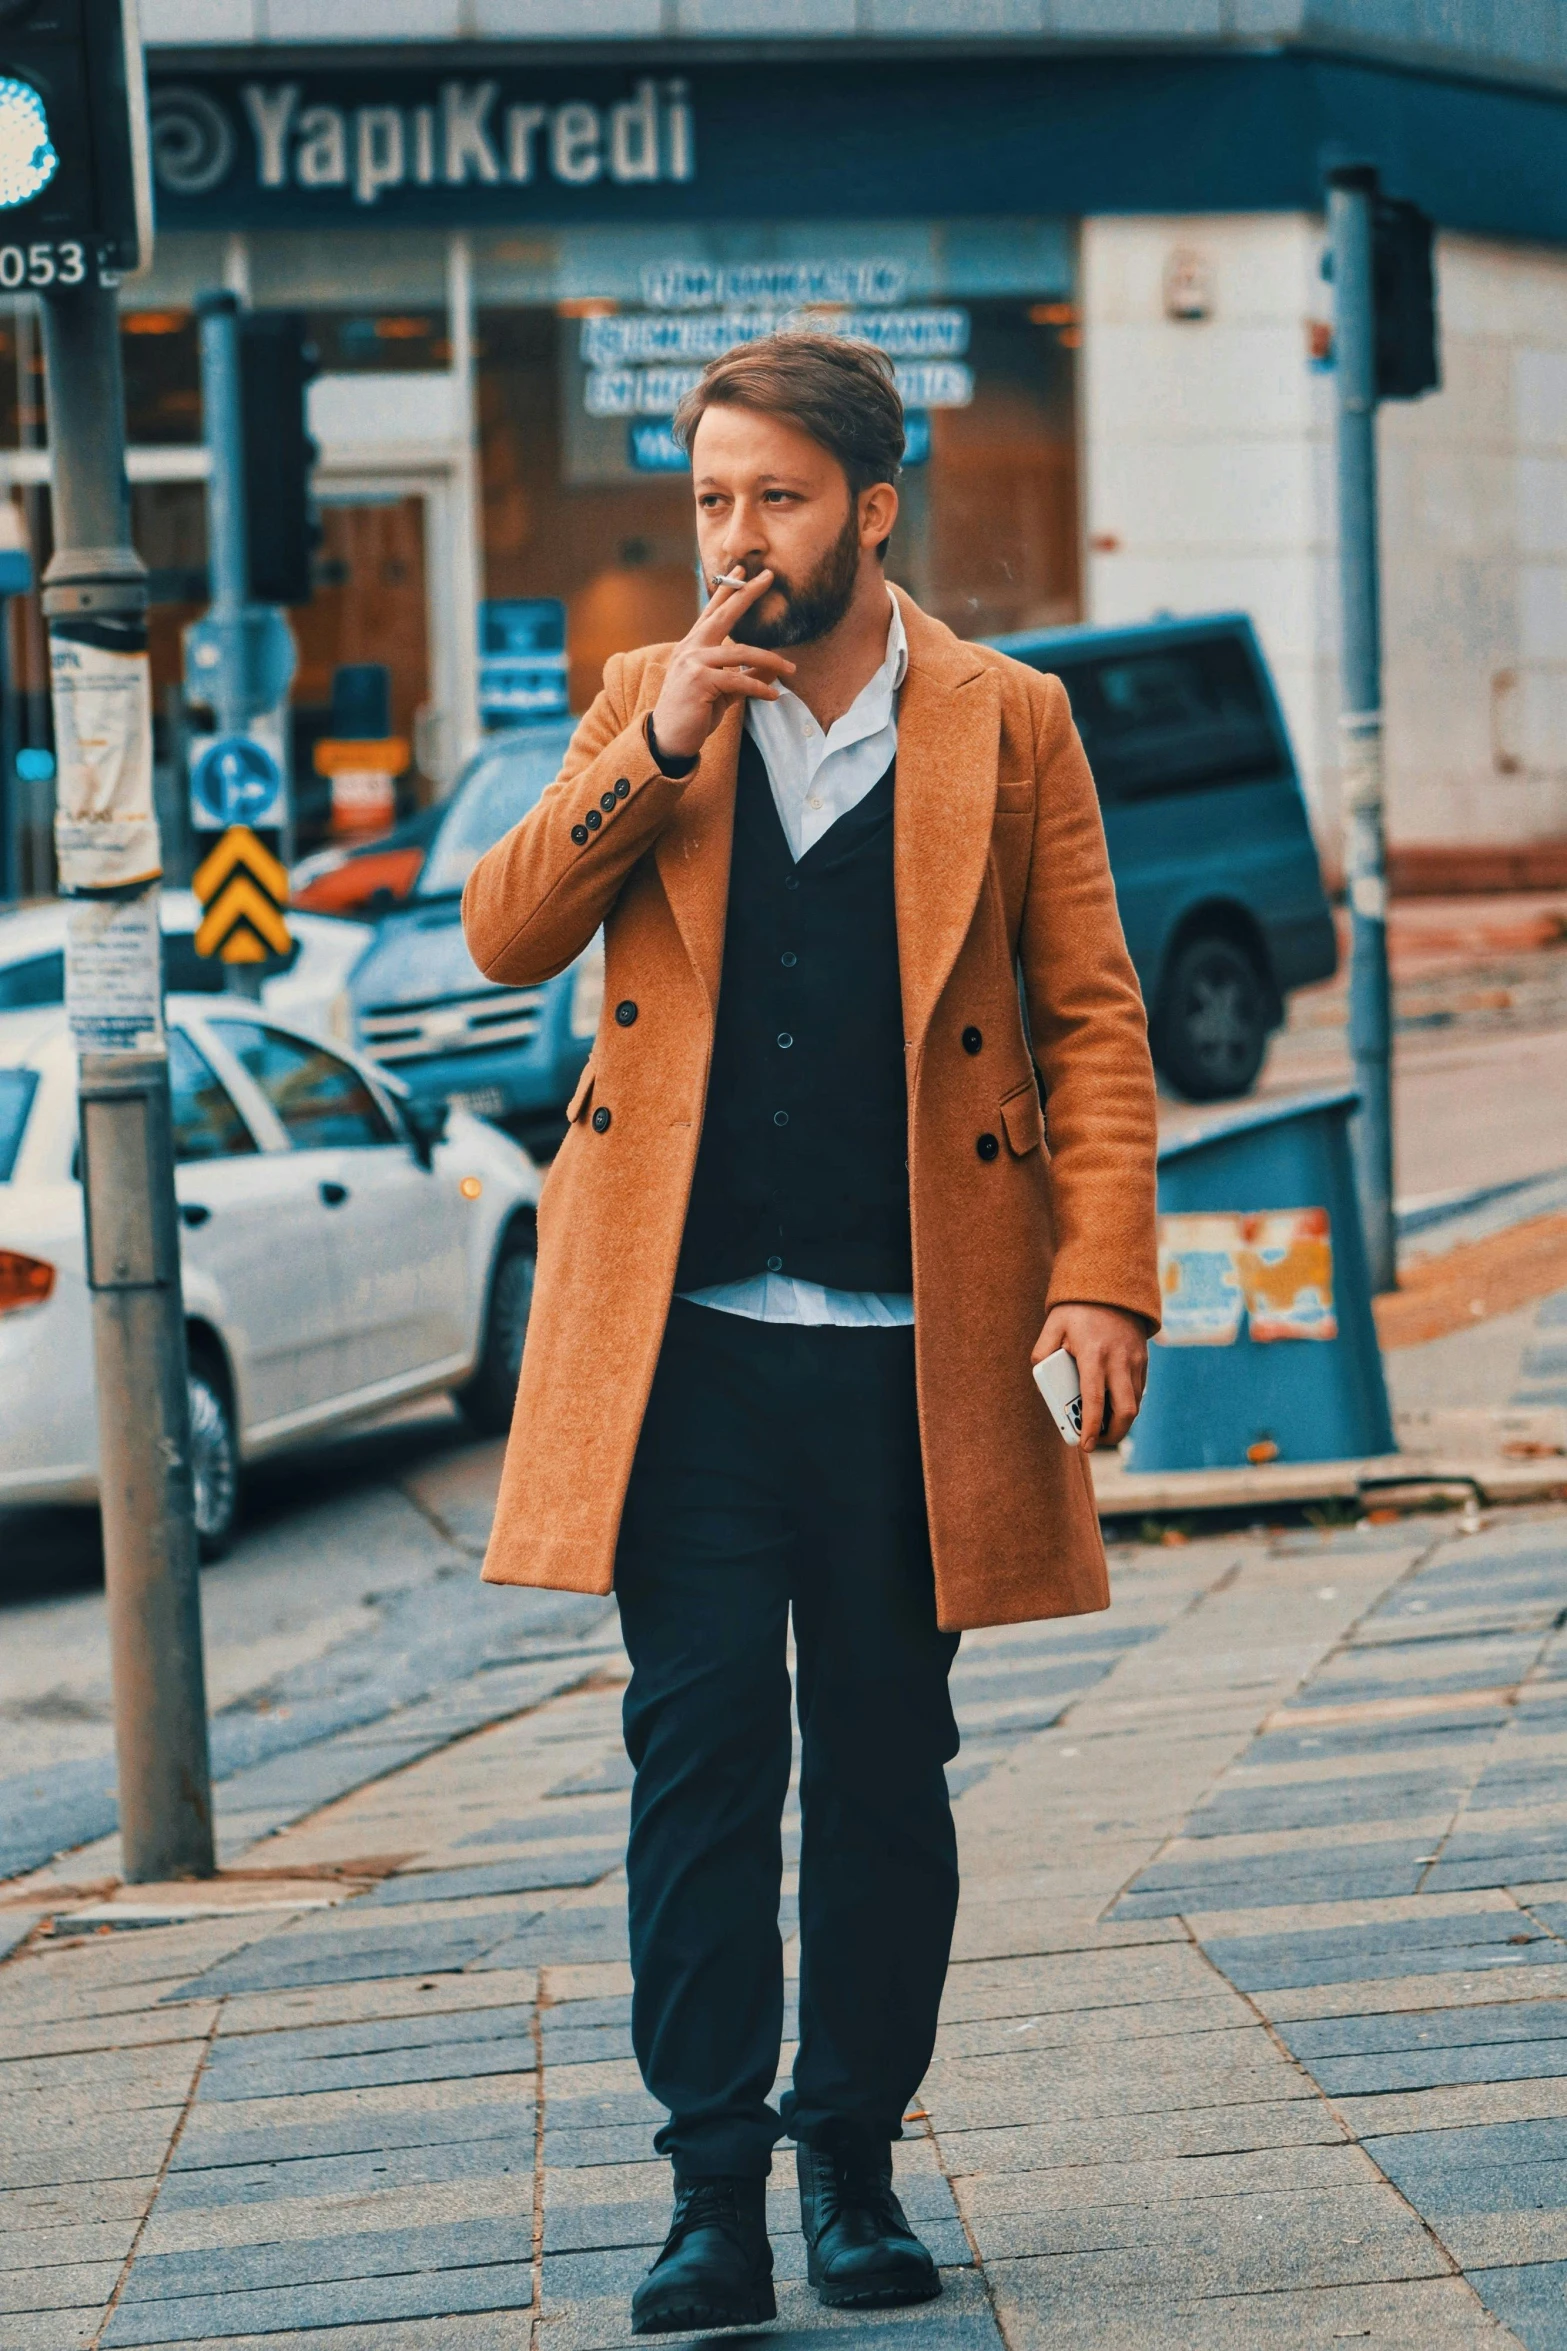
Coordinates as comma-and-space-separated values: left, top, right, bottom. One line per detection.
892, 590, 1002, 1056
652, 690, 743, 1014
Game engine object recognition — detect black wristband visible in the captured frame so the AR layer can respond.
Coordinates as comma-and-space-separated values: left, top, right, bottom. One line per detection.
645, 712, 699, 780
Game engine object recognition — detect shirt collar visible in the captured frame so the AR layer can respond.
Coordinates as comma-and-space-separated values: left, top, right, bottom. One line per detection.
799, 585, 907, 752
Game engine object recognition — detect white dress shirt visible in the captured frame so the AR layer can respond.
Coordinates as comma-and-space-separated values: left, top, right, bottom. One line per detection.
678, 590, 915, 1330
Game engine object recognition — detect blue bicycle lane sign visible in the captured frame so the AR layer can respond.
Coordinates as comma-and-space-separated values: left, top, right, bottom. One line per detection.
190, 734, 285, 833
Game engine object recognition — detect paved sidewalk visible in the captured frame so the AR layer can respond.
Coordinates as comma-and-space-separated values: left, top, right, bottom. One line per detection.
6, 1506, 1567, 2348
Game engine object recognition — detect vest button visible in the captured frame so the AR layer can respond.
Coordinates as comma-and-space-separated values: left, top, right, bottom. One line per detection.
766, 1255, 783, 1273
600, 791, 617, 812
614, 777, 631, 798
777, 1032, 793, 1049
592, 1106, 612, 1133
615, 1000, 639, 1026
585, 808, 602, 831
976, 1131, 999, 1161
783, 873, 799, 890
780, 951, 797, 968
962, 1025, 983, 1055
570, 824, 590, 845
774, 1110, 789, 1127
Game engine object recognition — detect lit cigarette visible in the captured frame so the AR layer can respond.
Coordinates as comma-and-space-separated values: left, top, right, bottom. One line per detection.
712, 569, 750, 587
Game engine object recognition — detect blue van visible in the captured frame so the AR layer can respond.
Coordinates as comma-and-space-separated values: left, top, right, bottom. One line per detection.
346, 719, 598, 1156
987, 613, 1337, 1099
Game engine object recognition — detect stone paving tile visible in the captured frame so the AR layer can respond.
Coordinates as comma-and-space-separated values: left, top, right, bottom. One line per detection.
988, 2274, 1511, 2349
101, 2261, 534, 2346
156, 2127, 536, 2213
1469, 2262, 1567, 2349
0, 2258, 123, 2315
117, 2216, 530, 2304
172, 2090, 534, 2173
0, 2215, 142, 2274
213, 1966, 538, 2039
137, 2175, 533, 2260
0, 2307, 100, 2350
0, 2114, 184, 2193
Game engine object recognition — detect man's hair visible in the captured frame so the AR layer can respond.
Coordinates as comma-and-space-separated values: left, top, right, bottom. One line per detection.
673, 331, 905, 554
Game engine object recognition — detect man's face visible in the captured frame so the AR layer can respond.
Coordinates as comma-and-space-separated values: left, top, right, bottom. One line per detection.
689, 404, 884, 649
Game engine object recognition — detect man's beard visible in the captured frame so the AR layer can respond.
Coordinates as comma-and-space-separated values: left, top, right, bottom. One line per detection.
727, 507, 861, 650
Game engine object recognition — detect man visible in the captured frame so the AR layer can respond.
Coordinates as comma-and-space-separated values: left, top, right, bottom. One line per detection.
463, 333, 1159, 2333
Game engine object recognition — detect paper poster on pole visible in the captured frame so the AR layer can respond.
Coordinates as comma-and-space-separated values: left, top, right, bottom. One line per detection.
50, 629, 162, 892
65, 895, 164, 1056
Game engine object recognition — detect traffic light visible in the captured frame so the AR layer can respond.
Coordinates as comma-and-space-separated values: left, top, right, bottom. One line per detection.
0, 0, 151, 283
237, 310, 319, 607
1372, 196, 1439, 402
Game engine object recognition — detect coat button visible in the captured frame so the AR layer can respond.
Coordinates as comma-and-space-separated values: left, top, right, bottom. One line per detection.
777, 1032, 793, 1049
571, 824, 590, 845
976, 1131, 999, 1161
615, 777, 631, 798
780, 950, 797, 967
592, 1106, 612, 1132
600, 790, 617, 812
585, 808, 603, 831
774, 1110, 789, 1127
615, 1000, 638, 1027
766, 1254, 783, 1272
962, 1025, 983, 1055
783, 873, 799, 891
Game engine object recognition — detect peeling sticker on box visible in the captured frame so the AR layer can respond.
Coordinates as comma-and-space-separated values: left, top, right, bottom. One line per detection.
1237, 1208, 1337, 1342
1157, 1208, 1336, 1345
1157, 1213, 1248, 1345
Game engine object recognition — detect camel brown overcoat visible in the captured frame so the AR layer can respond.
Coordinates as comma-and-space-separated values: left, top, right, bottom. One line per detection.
461, 588, 1160, 1631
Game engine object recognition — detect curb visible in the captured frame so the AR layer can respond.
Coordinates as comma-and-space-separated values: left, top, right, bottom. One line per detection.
1090, 1450, 1567, 1517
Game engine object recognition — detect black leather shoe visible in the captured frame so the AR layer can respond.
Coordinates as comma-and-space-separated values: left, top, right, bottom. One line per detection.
631, 2173, 776, 2335
796, 2137, 942, 2309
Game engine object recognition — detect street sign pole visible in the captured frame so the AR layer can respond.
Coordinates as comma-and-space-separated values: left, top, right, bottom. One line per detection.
1328, 166, 1397, 1298
195, 291, 262, 999
42, 277, 214, 1883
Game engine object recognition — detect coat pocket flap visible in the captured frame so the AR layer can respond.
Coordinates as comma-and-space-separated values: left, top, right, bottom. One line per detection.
566, 1063, 596, 1123
1000, 1080, 1045, 1156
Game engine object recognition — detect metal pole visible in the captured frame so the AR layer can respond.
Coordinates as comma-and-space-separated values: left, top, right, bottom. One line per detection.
42, 279, 214, 1883
1328, 167, 1397, 1297
196, 289, 264, 998
196, 290, 247, 736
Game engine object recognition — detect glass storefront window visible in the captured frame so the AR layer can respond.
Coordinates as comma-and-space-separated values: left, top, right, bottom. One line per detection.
477, 268, 1078, 710
305, 310, 450, 374
121, 309, 203, 445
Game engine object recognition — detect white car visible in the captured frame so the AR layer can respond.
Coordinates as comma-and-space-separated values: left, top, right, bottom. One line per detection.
0, 999, 539, 1556
0, 893, 374, 1041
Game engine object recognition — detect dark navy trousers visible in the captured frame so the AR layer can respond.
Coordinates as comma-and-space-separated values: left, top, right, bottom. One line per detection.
614, 1297, 961, 2179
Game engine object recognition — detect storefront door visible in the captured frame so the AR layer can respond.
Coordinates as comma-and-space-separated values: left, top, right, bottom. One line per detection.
294, 485, 434, 845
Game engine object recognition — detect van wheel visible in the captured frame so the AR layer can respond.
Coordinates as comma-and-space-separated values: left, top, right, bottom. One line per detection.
457, 1223, 536, 1436
188, 1354, 240, 1562
1154, 935, 1271, 1101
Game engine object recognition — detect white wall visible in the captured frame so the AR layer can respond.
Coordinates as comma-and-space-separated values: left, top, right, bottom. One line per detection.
1379, 234, 1567, 852
1078, 213, 1340, 844
1079, 212, 1567, 861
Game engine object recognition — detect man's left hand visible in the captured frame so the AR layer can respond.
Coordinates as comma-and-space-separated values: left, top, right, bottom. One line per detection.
1032, 1303, 1149, 1455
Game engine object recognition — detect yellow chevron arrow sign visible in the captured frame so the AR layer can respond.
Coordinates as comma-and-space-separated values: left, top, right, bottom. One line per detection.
193, 826, 292, 963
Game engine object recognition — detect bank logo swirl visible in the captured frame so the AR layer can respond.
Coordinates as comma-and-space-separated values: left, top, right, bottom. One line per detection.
150, 85, 235, 197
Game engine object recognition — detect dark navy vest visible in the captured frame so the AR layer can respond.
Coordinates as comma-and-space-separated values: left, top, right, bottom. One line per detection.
675, 729, 911, 1294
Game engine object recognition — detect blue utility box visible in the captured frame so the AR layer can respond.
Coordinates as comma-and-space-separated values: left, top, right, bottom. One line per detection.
1129, 1087, 1394, 1472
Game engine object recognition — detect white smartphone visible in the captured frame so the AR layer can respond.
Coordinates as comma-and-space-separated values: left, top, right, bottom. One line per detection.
1033, 1347, 1083, 1446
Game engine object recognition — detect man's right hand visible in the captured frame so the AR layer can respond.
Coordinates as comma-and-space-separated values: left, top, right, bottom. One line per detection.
648, 569, 797, 762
